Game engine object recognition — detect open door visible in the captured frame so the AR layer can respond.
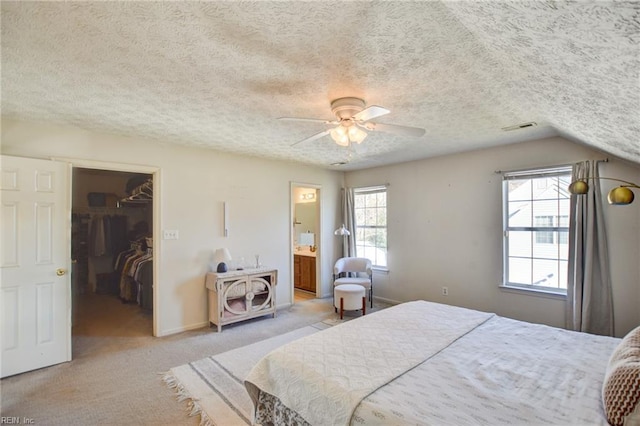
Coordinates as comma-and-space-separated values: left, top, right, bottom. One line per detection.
291, 183, 321, 303
1, 155, 71, 378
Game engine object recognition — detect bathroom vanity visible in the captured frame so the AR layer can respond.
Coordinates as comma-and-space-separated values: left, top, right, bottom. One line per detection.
294, 252, 316, 293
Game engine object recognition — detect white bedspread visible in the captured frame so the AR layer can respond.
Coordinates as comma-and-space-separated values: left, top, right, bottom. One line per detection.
353, 314, 620, 425
244, 300, 493, 426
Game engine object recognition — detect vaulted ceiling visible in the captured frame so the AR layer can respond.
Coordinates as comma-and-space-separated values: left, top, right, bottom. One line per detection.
2, 1, 638, 170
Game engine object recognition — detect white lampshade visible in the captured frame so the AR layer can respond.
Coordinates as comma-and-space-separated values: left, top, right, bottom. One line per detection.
330, 124, 368, 146
214, 248, 232, 263
330, 126, 350, 146
334, 224, 351, 236
348, 126, 367, 144
214, 248, 232, 272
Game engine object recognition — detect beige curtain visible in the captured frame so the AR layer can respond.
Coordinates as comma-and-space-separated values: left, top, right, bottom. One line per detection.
566, 160, 614, 336
341, 187, 356, 257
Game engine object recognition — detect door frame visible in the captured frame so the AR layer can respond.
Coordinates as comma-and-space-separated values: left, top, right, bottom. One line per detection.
55, 157, 161, 336
290, 181, 322, 304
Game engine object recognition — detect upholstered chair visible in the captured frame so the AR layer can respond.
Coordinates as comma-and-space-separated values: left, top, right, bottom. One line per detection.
333, 257, 373, 308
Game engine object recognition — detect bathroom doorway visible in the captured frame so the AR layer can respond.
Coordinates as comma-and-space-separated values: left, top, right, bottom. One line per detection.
291, 183, 321, 304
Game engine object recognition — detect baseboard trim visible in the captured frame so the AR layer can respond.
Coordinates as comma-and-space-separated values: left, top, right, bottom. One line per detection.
158, 302, 299, 337
158, 321, 209, 337
373, 296, 401, 306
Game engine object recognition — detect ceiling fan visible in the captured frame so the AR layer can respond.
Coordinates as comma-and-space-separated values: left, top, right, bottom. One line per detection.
279, 97, 426, 147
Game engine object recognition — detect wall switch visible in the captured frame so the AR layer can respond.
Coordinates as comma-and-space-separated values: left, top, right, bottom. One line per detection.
442, 286, 449, 296
163, 229, 179, 240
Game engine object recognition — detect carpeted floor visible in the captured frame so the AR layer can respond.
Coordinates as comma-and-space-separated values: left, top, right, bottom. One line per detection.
0, 292, 346, 425
162, 300, 389, 425
164, 322, 333, 425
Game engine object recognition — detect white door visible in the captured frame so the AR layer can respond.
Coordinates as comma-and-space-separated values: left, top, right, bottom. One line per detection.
1, 155, 71, 378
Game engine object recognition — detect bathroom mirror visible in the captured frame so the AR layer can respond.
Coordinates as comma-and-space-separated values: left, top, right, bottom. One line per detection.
294, 201, 317, 244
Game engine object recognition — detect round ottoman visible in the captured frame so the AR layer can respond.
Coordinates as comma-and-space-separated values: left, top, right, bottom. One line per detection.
334, 284, 366, 319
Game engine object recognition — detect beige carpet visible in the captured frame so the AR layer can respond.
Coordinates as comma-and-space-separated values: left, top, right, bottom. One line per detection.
0, 293, 340, 425
164, 322, 332, 425
163, 304, 389, 425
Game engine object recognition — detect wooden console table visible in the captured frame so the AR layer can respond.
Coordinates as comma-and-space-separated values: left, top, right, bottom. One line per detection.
205, 268, 277, 332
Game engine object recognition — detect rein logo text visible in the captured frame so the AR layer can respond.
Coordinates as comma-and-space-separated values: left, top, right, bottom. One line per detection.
1, 418, 34, 424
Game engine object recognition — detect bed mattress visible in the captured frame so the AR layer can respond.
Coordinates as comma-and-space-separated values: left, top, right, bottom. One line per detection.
245, 300, 620, 425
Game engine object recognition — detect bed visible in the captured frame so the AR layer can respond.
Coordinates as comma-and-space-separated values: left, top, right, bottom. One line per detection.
244, 300, 640, 426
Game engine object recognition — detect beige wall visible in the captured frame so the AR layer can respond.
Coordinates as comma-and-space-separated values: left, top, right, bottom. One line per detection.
345, 137, 640, 337
1, 119, 344, 336
3, 118, 638, 338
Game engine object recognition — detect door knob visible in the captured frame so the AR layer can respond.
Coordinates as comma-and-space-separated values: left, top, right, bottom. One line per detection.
56, 268, 67, 276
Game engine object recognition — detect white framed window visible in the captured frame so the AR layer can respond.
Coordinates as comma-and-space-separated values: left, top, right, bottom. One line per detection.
502, 166, 572, 294
354, 186, 387, 268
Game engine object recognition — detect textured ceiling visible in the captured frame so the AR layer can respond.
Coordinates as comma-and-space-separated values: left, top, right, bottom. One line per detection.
1, 1, 639, 170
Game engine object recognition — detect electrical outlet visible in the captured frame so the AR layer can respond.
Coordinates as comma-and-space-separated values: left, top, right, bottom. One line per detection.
163, 229, 179, 240
442, 286, 449, 296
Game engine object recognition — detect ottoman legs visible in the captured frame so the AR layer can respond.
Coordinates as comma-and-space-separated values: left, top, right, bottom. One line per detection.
338, 296, 366, 320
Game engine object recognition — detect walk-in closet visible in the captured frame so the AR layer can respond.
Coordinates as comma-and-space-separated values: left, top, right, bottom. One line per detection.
71, 168, 154, 347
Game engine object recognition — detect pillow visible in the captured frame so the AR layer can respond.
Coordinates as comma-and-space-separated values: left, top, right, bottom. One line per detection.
602, 325, 640, 426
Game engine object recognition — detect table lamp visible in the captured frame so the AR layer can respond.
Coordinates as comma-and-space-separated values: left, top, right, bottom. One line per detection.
214, 248, 232, 272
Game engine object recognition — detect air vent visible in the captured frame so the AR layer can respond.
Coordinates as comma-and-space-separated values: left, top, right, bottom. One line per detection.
502, 122, 537, 132
330, 161, 348, 166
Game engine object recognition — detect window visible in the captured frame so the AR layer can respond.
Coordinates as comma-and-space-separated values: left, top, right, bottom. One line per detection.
534, 215, 554, 244
535, 215, 569, 244
354, 186, 387, 268
502, 166, 572, 293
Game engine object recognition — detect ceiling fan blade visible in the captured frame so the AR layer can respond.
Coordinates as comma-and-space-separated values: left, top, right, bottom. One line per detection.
364, 122, 426, 138
278, 117, 336, 124
353, 105, 390, 122
290, 129, 332, 146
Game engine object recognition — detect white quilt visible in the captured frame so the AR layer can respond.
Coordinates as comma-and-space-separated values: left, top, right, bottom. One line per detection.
244, 300, 493, 426
352, 314, 620, 425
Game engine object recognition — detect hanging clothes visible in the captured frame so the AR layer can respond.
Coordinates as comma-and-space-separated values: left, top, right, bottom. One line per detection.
88, 214, 129, 257
89, 214, 106, 257
116, 239, 153, 304
137, 260, 153, 310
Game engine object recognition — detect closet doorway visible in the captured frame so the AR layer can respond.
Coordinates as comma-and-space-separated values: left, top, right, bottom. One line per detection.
291, 183, 321, 304
71, 167, 155, 356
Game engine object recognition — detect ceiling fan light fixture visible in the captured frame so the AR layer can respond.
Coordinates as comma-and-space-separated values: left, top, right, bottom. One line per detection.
330, 122, 367, 146
330, 126, 350, 146
283, 96, 425, 147
348, 125, 367, 144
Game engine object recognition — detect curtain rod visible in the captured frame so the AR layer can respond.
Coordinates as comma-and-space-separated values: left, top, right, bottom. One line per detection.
343, 183, 390, 190
494, 158, 609, 175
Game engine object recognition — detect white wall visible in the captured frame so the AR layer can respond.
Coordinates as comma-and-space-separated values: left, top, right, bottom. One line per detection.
1, 119, 344, 336
4, 119, 637, 338
346, 137, 640, 337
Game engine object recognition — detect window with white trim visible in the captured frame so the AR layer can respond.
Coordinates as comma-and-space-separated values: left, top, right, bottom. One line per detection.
354, 186, 387, 268
502, 166, 572, 293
